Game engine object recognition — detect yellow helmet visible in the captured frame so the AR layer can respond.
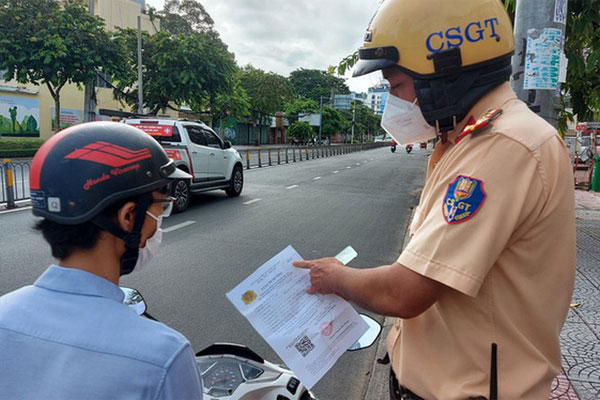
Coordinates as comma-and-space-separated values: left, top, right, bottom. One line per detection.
353, 0, 514, 78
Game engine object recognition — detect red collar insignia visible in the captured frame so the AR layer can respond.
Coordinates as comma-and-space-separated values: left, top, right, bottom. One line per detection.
455, 109, 503, 144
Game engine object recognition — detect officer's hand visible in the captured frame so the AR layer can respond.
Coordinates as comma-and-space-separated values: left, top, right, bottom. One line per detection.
293, 257, 344, 296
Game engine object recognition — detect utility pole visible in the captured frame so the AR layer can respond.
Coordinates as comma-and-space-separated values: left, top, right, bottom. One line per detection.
83, 0, 96, 122
318, 96, 323, 143
351, 101, 356, 144
137, 15, 144, 115
510, 0, 568, 128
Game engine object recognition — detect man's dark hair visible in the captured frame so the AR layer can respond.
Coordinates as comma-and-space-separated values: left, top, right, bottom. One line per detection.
34, 197, 137, 260
34, 185, 169, 260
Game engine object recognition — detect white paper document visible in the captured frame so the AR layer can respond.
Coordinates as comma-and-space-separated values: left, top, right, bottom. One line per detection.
226, 245, 368, 389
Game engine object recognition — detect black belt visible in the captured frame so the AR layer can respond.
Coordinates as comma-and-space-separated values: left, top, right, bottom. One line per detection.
389, 368, 487, 400
389, 369, 425, 400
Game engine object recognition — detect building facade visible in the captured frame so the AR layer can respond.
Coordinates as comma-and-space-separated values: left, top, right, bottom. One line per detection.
0, 0, 157, 140
366, 84, 390, 115
332, 93, 366, 110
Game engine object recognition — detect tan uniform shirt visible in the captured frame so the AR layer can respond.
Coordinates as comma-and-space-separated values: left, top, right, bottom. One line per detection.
386, 82, 576, 399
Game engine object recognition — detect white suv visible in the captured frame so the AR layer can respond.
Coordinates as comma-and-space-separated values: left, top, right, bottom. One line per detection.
124, 118, 244, 213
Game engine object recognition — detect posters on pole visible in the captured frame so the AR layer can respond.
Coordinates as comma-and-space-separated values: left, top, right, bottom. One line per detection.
524, 28, 562, 90
554, 0, 568, 24
0, 96, 40, 137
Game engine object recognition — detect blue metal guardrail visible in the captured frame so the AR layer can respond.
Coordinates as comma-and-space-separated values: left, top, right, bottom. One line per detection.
0, 144, 387, 208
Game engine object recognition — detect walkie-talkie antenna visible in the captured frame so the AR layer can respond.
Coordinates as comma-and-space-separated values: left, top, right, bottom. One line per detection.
489, 343, 498, 400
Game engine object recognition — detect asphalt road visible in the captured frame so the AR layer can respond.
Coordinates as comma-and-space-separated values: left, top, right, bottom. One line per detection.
0, 146, 427, 400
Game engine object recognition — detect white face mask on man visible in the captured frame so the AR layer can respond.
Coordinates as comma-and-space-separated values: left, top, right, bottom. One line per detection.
131, 210, 164, 273
380, 94, 437, 145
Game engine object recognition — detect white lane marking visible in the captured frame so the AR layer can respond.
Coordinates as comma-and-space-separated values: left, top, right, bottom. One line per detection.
355, 163, 361, 166
333, 171, 339, 174
0, 206, 32, 214
163, 221, 196, 233
243, 198, 262, 205
313, 176, 322, 180
346, 166, 352, 169
286, 185, 299, 189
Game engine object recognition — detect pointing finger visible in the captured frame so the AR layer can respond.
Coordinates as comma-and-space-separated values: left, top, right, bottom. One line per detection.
293, 260, 312, 269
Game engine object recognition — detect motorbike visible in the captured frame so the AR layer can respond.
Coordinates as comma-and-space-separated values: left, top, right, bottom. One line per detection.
121, 287, 382, 400
391, 140, 397, 153
405, 144, 413, 154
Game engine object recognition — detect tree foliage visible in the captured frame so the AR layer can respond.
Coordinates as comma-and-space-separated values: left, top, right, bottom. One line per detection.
287, 121, 313, 142
560, 0, 600, 125
156, 0, 214, 35
341, 100, 383, 140
239, 66, 295, 118
150, 0, 229, 53
321, 105, 349, 139
284, 98, 319, 123
289, 69, 350, 104
0, 0, 125, 131
201, 70, 251, 122
112, 28, 236, 114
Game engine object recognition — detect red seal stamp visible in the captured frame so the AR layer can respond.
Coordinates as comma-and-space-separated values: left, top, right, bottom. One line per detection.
320, 321, 333, 336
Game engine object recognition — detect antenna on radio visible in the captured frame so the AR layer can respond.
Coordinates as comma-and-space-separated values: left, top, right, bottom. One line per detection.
489, 343, 498, 400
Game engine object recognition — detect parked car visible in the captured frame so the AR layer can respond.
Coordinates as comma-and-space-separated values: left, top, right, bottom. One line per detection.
123, 118, 244, 213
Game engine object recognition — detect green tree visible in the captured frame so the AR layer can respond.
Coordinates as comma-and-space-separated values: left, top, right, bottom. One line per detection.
149, 0, 229, 54
112, 29, 236, 114
559, 0, 600, 127
284, 98, 319, 123
289, 69, 350, 104
342, 101, 383, 141
239, 66, 295, 143
200, 70, 251, 123
154, 0, 214, 35
321, 105, 350, 142
0, 0, 126, 132
287, 121, 313, 143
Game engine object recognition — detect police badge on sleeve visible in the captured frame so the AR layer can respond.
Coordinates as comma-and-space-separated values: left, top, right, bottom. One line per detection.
442, 175, 486, 224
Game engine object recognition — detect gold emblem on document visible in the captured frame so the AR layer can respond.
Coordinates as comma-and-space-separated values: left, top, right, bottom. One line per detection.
242, 290, 257, 305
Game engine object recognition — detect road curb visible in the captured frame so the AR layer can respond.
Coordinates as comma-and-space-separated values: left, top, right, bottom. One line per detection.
364, 206, 417, 400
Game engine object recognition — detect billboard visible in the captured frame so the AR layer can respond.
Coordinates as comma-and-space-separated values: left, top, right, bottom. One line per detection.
0, 96, 40, 137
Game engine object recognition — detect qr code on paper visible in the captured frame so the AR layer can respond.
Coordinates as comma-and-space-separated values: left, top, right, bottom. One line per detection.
294, 335, 315, 358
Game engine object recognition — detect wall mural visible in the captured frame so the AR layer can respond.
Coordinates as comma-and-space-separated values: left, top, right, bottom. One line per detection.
0, 96, 40, 137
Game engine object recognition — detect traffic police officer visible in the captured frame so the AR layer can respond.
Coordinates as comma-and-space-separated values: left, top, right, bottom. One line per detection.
294, 0, 576, 398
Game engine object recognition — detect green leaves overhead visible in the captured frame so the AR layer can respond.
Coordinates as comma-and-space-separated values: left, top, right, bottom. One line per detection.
239, 66, 295, 118
0, 0, 123, 89
561, 0, 600, 123
289, 69, 350, 104
0, 0, 126, 131
112, 29, 236, 114
284, 98, 319, 123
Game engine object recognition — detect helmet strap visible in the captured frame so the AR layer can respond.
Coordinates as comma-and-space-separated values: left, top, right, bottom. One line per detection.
91, 192, 153, 276
414, 56, 512, 133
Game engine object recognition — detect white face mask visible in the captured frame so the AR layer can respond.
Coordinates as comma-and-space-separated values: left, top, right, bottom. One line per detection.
131, 211, 164, 273
381, 95, 437, 145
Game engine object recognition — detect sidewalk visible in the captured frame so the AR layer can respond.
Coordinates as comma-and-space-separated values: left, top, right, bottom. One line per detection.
554, 190, 600, 399
365, 189, 600, 400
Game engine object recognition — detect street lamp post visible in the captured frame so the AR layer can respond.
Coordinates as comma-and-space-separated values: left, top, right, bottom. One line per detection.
351, 102, 356, 144
318, 96, 323, 145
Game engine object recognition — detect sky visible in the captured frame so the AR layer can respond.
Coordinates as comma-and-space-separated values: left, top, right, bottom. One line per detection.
144, 0, 385, 93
